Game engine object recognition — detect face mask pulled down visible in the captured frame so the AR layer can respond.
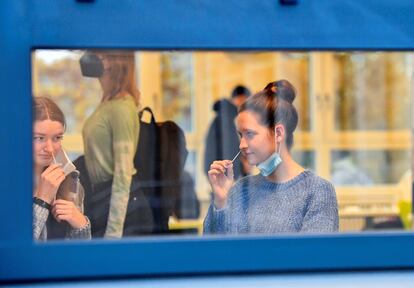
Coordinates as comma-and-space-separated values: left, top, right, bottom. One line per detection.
256, 130, 282, 177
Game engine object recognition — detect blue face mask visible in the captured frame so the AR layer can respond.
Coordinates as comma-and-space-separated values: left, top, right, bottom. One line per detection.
257, 131, 282, 177
257, 151, 282, 177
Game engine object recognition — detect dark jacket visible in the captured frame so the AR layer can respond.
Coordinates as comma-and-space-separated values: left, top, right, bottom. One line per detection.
204, 99, 243, 179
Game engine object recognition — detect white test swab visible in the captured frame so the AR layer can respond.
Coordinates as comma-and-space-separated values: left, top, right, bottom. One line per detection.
52, 152, 57, 164
231, 150, 241, 162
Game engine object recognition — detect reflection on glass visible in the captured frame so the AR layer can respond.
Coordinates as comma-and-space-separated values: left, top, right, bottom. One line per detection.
333, 150, 412, 233
331, 150, 410, 185
279, 52, 310, 131
161, 52, 193, 132
32, 49, 414, 240
184, 151, 197, 182
292, 150, 315, 171
333, 52, 412, 131
32, 50, 101, 134
173, 149, 200, 227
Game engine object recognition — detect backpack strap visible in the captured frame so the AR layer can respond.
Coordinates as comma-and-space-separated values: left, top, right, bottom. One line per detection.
139, 107, 156, 124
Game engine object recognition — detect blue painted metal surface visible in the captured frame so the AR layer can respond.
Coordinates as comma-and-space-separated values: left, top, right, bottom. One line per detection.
1, 0, 414, 283
8, 271, 414, 287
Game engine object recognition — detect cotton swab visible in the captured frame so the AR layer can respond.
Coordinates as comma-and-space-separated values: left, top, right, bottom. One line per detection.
231, 150, 241, 162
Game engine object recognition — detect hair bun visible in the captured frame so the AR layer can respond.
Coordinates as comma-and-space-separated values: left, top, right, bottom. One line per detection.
263, 79, 296, 104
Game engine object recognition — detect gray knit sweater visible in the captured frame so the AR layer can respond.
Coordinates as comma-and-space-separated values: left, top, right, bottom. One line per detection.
203, 170, 339, 234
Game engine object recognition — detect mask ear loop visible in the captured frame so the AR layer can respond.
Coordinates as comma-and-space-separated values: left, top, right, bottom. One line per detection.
274, 125, 281, 155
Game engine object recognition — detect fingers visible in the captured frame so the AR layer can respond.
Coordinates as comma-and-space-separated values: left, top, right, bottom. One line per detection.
54, 173, 66, 186
52, 199, 74, 211
52, 200, 87, 229
42, 165, 65, 182
41, 165, 66, 190
226, 162, 234, 179
207, 160, 235, 210
208, 160, 232, 175
43, 163, 63, 174
35, 165, 66, 203
53, 199, 71, 206
52, 200, 75, 218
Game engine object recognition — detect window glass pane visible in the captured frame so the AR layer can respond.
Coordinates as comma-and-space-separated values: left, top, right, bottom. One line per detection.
333, 52, 413, 131
331, 150, 410, 185
33, 50, 101, 135
278, 52, 310, 131
160, 52, 194, 132
173, 150, 200, 224
292, 150, 315, 171
334, 150, 412, 232
32, 49, 414, 241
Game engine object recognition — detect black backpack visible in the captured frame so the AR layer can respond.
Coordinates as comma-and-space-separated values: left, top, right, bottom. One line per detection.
75, 107, 190, 236
133, 107, 189, 233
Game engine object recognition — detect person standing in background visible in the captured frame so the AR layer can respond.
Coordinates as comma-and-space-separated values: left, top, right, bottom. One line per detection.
81, 51, 153, 238
204, 85, 252, 181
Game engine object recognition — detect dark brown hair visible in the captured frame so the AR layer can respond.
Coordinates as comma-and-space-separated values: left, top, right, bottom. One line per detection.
33, 97, 66, 129
239, 79, 298, 149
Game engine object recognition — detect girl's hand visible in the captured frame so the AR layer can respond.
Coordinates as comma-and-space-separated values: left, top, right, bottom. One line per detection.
52, 199, 88, 229
208, 160, 234, 209
34, 164, 66, 204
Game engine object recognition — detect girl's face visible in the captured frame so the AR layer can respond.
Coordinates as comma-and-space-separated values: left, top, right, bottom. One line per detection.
33, 119, 64, 168
236, 111, 276, 166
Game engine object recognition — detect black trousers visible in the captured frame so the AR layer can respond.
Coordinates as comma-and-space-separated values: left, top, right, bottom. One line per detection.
85, 178, 155, 238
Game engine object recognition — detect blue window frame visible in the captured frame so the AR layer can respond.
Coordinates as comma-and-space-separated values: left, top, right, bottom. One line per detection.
1, 0, 414, 282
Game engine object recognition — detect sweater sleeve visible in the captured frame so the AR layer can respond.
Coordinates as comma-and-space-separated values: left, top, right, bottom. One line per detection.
203, 204, 228, 234
104, 102, 139, 238
33, 203, 49, 240
67, 180, 92, 240
67, 216, 92, 239
301, 180, 339, 233
203, 181, 243, 234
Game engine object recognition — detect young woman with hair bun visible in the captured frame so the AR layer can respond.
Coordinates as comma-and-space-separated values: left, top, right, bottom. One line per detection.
204, 79, 339, 234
